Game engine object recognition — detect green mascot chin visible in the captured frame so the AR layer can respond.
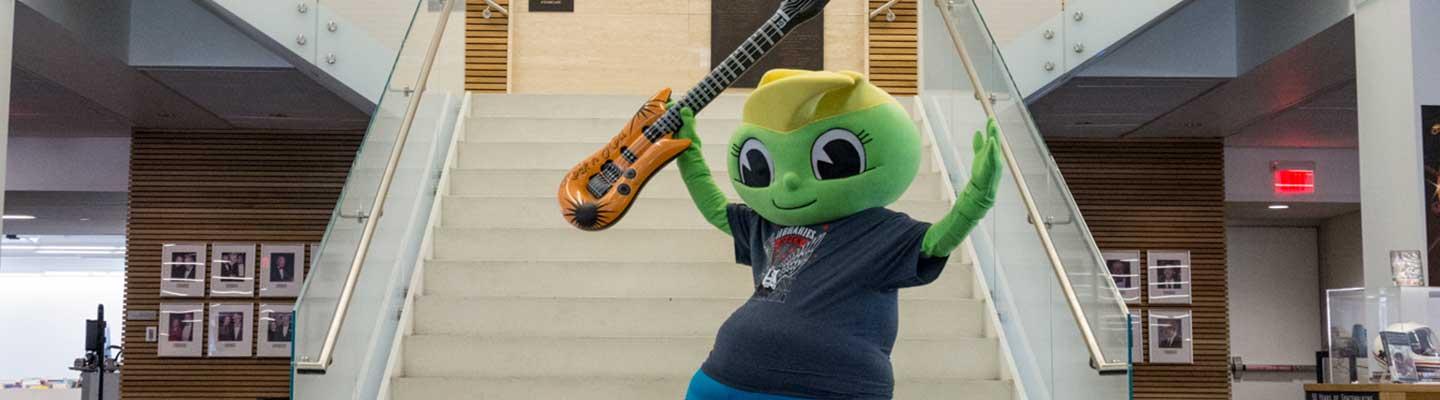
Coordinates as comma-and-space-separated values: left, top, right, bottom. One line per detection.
675, 69, 1002, 400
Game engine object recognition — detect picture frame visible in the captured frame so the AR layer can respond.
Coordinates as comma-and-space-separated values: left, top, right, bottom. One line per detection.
260, 244, 305, 297
1148, 308, 1193, 364
1381, 331, 1420, 382
1391, 250, 1425, 287
208, 303, 253, 357
1147, 250, 1192, 304
257, 303, 294, 357
158, 303, 203, 357
160, 243, 207, 298
1102, 250, 1142, 303
210, 243, 256, 297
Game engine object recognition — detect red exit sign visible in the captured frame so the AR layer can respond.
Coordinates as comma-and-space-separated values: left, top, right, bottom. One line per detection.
1272, 161, 1316, 195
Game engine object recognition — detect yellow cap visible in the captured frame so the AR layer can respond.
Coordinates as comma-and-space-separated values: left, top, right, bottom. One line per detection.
742, 69, 899, 133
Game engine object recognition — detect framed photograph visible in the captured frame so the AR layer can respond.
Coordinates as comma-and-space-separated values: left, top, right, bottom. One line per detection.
161, 244, 207, 297
257, 303, 295, 357
1149, 309, 1193, 364
1391, 250, 1425, 287
158, 303, 203, 357
1381, 331, 1419, 382
1102, 250, 1142, 303
211, 243, 255, 297
1131, 313, 1145, 364
1147, 250, 1192, 304
260, 244, 305, 297
208, 303, 253, 357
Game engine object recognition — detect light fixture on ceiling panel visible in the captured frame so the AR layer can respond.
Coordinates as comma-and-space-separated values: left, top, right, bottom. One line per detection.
1268, 204, 1290, 210
2, 215, 36, 220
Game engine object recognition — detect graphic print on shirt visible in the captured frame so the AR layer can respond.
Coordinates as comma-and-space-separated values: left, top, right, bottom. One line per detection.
755, 226, 828, 302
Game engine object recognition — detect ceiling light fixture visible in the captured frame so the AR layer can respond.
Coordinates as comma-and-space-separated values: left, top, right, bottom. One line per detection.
2, 215, 36, 220
1268, 204, 1290, 210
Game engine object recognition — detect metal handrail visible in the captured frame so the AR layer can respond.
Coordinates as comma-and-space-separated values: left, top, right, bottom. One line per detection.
934, 0, 1130, 372
294, 0, 456, 373
869, 0, 901, 21
481, 0, 508, 18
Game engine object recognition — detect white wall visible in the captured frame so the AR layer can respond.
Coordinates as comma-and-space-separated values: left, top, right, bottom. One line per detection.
1228, 226, 1320, 400
1320, 211, 1363, 290
0, 273, 124, 381
1225, 147, 1360, 204
1, 0, 12, 236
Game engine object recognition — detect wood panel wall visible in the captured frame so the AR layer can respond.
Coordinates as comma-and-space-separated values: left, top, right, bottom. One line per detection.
868, 0, 918, 95
466, 0, 509, 92
122, 130, 362, 399
1048, 138, 1230, 399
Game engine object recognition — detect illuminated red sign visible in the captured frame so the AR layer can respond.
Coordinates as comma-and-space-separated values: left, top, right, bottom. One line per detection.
1273, 168, 1315, 194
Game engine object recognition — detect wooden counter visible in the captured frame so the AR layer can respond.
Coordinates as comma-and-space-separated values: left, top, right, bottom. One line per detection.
1306, 384, 1440, 400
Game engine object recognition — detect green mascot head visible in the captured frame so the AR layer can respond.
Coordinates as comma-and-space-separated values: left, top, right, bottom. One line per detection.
728, 69, 921, 226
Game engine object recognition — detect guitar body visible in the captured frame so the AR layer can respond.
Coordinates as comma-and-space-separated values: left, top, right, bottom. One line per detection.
559, 89, 692, 230
556, 0, 829, 231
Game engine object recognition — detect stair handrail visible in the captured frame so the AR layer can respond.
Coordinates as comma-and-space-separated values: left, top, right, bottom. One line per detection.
480, 0, 508, 18
869, 0, 902, 21
293, 0, 456, 373
934, 0, 1129, 372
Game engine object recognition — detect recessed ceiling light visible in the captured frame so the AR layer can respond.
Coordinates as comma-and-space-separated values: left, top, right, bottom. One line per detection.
2, 215, 36, 220
79, 217, 91, 221
1268, 204, 1290, 210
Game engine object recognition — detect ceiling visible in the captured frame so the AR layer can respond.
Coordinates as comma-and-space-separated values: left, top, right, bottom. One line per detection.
4, 1, 374, 237
1225, 201, 1359, 227
1030, 18, 1358, 150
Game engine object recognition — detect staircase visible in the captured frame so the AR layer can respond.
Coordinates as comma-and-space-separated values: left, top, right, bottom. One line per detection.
387, 94, 1017, 399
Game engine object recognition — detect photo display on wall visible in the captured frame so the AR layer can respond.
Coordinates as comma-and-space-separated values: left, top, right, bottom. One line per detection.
1102, 250, 1142, 303
160, 243, 207, 297
1421, 105, 1439, 284
260, 244, 305, 297
208, 303, 253, 357
1147, 250, 1192, 304
1149, 308, 1193, 364
158, 303, 203, 357
211, 243, 256, 297
257, 303, 294, 357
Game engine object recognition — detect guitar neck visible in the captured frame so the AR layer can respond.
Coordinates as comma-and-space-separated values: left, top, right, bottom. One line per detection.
646, 8, 804, 140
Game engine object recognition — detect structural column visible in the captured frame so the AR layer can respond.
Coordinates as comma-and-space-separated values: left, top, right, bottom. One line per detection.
0, 0, 13, 234
1355, 0, 1440, 340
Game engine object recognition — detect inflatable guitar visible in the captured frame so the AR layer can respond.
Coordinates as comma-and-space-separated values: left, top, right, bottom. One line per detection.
558, 0, 830, 231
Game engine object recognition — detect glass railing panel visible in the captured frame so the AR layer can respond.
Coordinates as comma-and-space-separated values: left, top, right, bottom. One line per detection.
920, 0, 1131, 399
292, 0, 460, 398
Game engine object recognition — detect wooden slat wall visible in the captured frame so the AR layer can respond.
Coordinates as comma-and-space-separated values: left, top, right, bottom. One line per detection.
1048, 138, 1231, 400
868, 0, 918, 95
466, 0, 510, 92
122, 130, 362, 400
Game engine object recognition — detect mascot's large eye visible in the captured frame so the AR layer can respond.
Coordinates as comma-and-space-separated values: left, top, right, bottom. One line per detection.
737, 138, 773, 187
811, 128, 866, 180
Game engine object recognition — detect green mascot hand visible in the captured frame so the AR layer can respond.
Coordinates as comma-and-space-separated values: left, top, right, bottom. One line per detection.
671, 105, 733, 235
921, 118, 1003, 258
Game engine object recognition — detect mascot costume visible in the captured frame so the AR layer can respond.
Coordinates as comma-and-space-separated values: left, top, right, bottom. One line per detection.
671, 69, 1003, 399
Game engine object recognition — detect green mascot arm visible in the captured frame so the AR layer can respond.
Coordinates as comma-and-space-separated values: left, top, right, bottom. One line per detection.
673, 106, 733, 235
922, 118, 1003, 258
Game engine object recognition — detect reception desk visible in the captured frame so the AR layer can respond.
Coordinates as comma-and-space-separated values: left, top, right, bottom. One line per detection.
1306, 384, 1440, 400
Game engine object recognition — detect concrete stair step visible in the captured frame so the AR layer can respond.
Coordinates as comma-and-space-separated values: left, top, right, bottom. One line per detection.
421, 261, 975, 300
401, 335, 999, 380
456, 141, 936, 170
440, 196, 953, 230
391, 376, 1012, 400
446, 169, 949, 200
469, 93, 751, 119
466, 94, 915, 120
411, 296, 985, 338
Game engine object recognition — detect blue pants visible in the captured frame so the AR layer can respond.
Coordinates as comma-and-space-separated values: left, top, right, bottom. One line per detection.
685, 370, 807, 400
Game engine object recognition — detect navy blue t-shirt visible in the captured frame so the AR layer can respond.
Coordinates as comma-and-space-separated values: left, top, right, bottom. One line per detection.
700, 204, 949, 399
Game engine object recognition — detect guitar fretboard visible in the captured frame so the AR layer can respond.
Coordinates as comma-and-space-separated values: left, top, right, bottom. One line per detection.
643, 10, 795, 141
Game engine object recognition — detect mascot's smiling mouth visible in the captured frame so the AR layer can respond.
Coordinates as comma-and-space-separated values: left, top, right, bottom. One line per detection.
772, 198, 817, 210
